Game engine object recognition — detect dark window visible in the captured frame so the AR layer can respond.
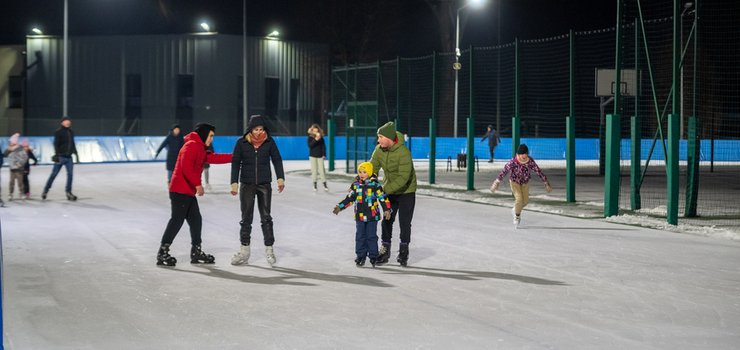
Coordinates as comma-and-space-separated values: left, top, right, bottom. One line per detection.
176, 74, 194, 127
125, 74, 141, 118
265, 77, 279, 118
8, 76, 23, 109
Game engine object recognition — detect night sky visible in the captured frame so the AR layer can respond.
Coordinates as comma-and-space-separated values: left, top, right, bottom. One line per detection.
0, 0, 623, 62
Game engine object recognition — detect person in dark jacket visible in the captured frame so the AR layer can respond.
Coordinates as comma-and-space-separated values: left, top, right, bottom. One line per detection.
332, 162, 391, 267
229, 115, 285, 266
156, 123, 232, 267
22, 139, 38, 199
480, 125, 501, 163
42, 117, 79, 201
154, 124, 184, 183
307, 123, 328, 192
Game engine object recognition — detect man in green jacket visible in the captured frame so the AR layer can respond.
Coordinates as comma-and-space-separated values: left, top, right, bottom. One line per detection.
370, 122, 417, 266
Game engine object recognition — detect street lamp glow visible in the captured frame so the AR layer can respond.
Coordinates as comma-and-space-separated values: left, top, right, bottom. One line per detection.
468, 0, 486, 9
31, 27, 43, 35
267, 30, 280, 38
200, 22, 211, 32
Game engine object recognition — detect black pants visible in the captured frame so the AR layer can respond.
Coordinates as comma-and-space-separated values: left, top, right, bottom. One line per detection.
23, 171, 30, 194
488, 145, 497, 160
239, 183, 274, 246
160, 192, 202, 246
381, 192, 416, 245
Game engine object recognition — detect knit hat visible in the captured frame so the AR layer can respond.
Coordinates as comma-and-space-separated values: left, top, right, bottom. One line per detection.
377, 122, 396, 140
170, 124, 181, 131
516, 144, 529, 155
194, 123, 215, 143
9, 133, 19, 145
358, 162, 373, 176
61, 116, 71, 123
247, 115, 268, 133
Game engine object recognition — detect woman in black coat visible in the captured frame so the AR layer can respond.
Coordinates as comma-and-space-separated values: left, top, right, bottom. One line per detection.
229, 115, 285, 266
307, 123, 328, 191
155, 124, 184, 183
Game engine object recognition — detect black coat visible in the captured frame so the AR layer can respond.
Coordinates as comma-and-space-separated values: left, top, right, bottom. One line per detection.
54, 126, 77, 157
307, 136, 326, 158
231, 135, 285, 185
156, 133, 185, 171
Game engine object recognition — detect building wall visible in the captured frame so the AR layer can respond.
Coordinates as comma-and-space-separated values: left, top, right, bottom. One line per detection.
24, 34, 329, 136
0, 45, 25, 135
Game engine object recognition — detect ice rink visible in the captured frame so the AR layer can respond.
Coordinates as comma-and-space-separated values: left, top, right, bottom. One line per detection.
2, 161, 740, 349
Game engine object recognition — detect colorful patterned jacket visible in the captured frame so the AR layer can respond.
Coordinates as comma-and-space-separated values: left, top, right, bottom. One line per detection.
496, 157, 548, 185
337, 175, 391, 222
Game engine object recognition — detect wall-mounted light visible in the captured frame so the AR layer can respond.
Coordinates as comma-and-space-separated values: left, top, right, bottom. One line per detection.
266, 30, 280, 39
200, 22, 211, 32
31, 27, 43, 35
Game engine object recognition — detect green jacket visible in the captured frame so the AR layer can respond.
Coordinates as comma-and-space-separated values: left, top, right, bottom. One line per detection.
370, 131, 417, 194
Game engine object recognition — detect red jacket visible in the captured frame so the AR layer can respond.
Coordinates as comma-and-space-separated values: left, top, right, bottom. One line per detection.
169, 132, 232, 196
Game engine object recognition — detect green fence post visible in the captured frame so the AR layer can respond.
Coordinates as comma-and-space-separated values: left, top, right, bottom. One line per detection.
667, 0, 681, 225
328, 118, 335, 171
467, 46, 475, 191
344, 64, 350, 174
605, 0, 622, 217
430, 52, 438, 184
566, 30, 576, 203
685, 116, 699, 217
512, 38, 520, 157
631, 17, 642, 211
396, 56, 401, 131
329, 68, 335, 172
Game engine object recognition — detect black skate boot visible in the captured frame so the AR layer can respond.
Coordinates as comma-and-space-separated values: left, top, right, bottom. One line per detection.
376, 242, 391, 265
66, 192, 77, 201
190, 245, 215, 264
354, 257, 366, 267
396, 243, 409, 267
156, 244, 177, 266
369, 258, 377, 268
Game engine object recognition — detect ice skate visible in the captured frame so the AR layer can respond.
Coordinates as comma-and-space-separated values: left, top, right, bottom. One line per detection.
231, 245, 251, 265
156, 244, 177, 266
312, 182, 318, 192
396, 244, 409, 267
369, 258, 377, 268
376, 242, 390, 265
265, 246, 276, 266
323, 182, 329, 192
41, 191, 48, 200
66, 192, 77, 201
512, 208, 521, 228
355, 257, 366, 267
190, 245, 215, 264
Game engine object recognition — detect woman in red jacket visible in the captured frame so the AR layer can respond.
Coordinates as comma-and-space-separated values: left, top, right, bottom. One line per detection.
156, 123, 232, 267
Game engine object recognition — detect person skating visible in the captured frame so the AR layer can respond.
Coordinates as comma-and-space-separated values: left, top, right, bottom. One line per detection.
490, 144, 552, 228
230, 115, 285, 266
154, 124, 184, 184
332, 162, 391, 267
480, 125, 501, 163
4, 133, 28, 201
22, 140, 38, 199
42, 117, 79, 201
370, 122, 417, 267
156, 123, 232, 267
307, 124, 328, 192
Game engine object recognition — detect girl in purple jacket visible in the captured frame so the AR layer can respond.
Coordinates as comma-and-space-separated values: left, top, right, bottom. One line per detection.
490, 144, 552, 227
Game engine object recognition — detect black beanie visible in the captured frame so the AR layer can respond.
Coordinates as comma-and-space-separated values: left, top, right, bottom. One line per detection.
170, 124, 181, 131
194, 123, 215, 143
517, 144, 529, 155
247, 115, 268, 133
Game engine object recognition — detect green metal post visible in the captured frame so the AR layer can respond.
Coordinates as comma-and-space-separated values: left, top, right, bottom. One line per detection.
566, 30, 576, 203
329, 68, 335, 172
376, 60, 381, 162
396, 56, 401, 133
667, 0, 681, 225
344, 64, 350, 173
512, 38, 520, 157
467, 46, 475, 191
631, 17, 642, 211
605, 0, 623, 217
328, 118, 335, 171
685, 1, 700, 217
430, 52, 438, 184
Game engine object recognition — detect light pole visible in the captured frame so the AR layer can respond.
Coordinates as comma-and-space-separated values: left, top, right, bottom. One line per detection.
679, 1, 694, 139
243, 0, 248, 133
453, 0, 486, 138
63, 0, 68, 118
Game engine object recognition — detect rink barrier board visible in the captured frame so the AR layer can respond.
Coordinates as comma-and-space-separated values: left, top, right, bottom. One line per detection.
0, 136, 738, 165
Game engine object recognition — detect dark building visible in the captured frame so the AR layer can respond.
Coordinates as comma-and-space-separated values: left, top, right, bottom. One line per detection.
23, 33, 329, 136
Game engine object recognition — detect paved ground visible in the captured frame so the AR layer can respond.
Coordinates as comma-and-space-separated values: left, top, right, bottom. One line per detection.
1, 161, 739, 349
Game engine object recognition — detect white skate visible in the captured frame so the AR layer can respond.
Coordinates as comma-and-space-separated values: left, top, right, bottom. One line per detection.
265, 246, 276, 266
230, 245, 251, 265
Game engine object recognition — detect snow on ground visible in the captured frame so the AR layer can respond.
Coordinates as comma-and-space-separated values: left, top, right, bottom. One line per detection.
1, 161, 740, 349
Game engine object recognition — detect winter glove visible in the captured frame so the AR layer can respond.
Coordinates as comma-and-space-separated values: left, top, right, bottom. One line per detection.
490, 179, 501, 193
544, 181, 552, 193
230, 183, 239, 196
383, 210, 391, 220
332, 206, 341, 215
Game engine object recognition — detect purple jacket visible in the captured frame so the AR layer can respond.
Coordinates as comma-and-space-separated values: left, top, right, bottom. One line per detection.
496, 157, 548, 185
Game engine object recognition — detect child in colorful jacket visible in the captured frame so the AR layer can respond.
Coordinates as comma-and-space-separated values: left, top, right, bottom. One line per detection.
490, 144, 552, 227
333, 162, 391, 267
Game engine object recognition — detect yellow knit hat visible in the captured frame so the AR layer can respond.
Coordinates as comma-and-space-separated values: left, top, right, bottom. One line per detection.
358, 162, 373, 176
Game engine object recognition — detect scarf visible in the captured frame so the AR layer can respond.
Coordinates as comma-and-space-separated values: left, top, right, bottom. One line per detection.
249, 132, 267, 149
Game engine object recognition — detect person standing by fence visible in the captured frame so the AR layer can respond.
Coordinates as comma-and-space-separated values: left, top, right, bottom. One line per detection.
480, 125, 501, 163
154, 124, 184, 184
42, 117, 79, 201
307, 123, 328, 192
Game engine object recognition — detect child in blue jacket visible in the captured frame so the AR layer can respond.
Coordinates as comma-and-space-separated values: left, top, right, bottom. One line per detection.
333, 162, 391, 267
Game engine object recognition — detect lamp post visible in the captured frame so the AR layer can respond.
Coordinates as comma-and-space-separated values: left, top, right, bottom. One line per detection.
453, 0, 486, 138
679, 1, 694, 139
243, 0, 248, 133
63, 0, 68, 118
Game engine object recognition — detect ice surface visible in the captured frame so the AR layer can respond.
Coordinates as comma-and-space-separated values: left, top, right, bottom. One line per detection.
2, 162, 740, 349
